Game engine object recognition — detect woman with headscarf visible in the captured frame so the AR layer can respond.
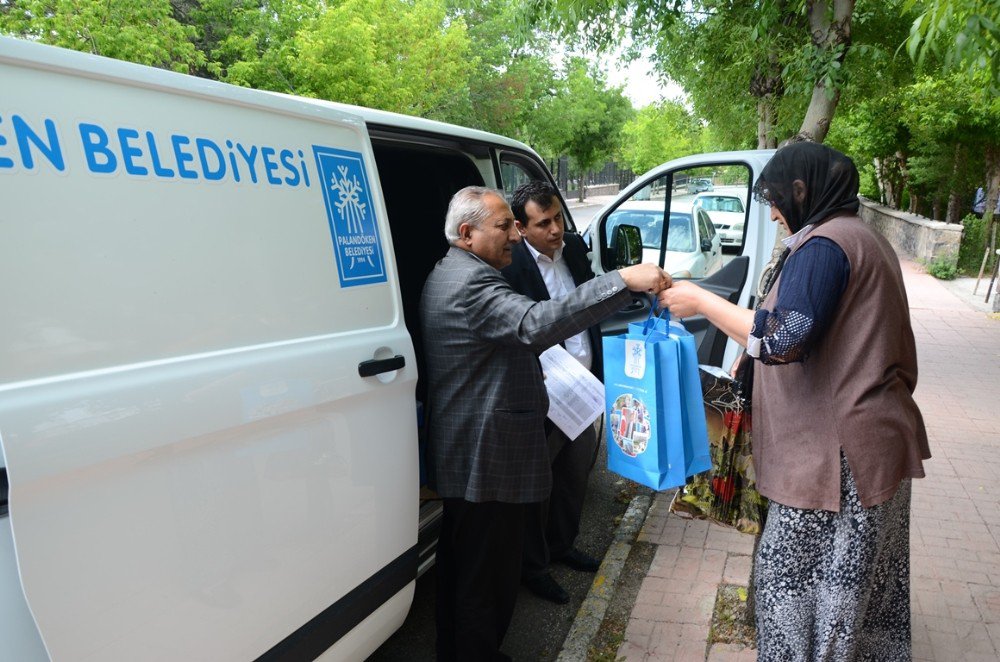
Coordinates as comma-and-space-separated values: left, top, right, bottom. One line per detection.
660, 141, 931, 660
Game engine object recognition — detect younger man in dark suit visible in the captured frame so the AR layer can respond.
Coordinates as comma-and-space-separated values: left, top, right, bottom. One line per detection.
502, 181, 603, 605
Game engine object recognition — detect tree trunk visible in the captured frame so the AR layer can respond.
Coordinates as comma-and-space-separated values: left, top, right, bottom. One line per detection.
757, 100, 778, 149
796, 0, 855, 143
873, 158, 890, 206
945, 144, 965, 223
874, 152, 907, 209
750, 32, 784, 149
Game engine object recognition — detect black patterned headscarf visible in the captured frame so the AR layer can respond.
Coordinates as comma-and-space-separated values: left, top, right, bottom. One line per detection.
752, 141, 860, 234
751, 142, 861, 304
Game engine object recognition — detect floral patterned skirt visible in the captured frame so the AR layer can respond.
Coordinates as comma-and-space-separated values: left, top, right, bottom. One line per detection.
754, 453, 912, 661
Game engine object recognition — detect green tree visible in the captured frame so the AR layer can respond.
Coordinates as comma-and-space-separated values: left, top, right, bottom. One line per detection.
534, 0, 862, 146
824, 0, 921, 206
189, 0, 321, 87
0, 0, 204, 72
533, 57, 632, 200
618, 100, 703, 174
896, 75, 983, 221
446, 0, 558, 142
904, 0, 1000, 237
288, 0, 474, 121
905, 0, 1000, 90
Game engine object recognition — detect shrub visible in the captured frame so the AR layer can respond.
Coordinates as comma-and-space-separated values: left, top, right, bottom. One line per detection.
958, 214, 987, 274
927, 254, 959, 280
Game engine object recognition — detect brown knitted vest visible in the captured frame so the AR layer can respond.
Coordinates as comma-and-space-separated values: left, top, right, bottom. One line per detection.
752, 215, 930, 511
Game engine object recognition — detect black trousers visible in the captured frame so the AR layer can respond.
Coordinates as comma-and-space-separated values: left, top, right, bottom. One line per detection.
522, 421, 599, 579
435, 498, 526, 662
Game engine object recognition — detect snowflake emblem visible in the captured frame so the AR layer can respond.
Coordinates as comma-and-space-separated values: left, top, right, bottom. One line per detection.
328, 165, 373, 268
624, 339, 646, 379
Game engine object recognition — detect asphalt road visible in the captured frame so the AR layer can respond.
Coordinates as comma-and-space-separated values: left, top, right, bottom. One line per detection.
367, 432, 635, 662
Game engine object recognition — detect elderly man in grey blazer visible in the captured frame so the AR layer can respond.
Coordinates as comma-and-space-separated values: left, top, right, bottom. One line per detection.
421, 186, 670, 661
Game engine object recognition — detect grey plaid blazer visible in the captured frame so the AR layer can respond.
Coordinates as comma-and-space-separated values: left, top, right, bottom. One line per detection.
420, 246, 630, 503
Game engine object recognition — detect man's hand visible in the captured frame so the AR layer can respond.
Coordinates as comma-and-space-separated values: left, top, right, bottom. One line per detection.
658, 280, 706, 318
618, 264, 672, 294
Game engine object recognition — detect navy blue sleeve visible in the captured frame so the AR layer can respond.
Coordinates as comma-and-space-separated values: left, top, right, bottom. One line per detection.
749, 237, 850, 364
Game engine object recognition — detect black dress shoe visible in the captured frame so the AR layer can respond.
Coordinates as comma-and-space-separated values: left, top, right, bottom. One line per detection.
556, 548, 601, 572
523, 573, 569, 604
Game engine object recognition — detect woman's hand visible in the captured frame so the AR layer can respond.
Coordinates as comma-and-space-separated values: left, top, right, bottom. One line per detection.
658, 280, 706, 318
659, 280, 756, 348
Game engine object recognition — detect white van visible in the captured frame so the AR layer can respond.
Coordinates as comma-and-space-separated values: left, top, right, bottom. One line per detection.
1, 37, 777, 661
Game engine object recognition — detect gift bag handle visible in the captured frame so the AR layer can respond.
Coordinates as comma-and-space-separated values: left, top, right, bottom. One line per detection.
641, 295, 687, 336
641, 295, 670, 336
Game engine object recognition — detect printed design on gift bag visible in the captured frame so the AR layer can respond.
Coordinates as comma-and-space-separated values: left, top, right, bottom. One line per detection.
609, 394, 651, 457
624, 339, 645, 379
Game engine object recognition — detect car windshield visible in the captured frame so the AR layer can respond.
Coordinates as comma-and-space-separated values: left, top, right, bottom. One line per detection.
698, 196, 744, 213
607, 210, 695, 253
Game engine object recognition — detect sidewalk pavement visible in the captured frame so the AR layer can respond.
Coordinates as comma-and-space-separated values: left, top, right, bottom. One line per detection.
564, 194, 620, 210
607, 259, 1000, 661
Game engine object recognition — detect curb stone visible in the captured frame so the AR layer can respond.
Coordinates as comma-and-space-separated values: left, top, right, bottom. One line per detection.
557, 492, 653, 661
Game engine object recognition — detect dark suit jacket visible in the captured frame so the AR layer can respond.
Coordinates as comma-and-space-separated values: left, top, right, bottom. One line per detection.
501, 233, 605, 381
420, 246, 630, 503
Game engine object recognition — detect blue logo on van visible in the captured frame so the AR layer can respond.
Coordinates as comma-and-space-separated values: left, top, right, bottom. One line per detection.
313, 146, 387, 287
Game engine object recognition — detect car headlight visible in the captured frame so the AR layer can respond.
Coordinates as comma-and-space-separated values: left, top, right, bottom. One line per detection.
733, 223, 744, 232
670, 270, 693, 279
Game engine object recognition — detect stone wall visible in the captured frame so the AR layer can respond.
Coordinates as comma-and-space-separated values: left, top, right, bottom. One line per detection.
859, 197, 963, 265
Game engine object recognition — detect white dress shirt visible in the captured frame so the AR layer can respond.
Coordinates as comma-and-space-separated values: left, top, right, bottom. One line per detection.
524, 240, 594, 371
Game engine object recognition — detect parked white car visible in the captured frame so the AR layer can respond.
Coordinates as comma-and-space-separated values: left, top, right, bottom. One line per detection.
602, 200, 724, 279
585, 152, 777, 370
692, 190, 747, 248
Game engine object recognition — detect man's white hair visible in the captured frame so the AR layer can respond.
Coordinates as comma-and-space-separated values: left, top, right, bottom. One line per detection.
444, 186, 505, 244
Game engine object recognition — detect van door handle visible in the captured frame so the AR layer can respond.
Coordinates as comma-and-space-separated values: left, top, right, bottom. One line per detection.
358, 355, 406, 377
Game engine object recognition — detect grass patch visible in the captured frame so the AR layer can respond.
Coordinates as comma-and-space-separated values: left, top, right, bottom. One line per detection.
708, 583, 756, 648
587, 614, 627, 662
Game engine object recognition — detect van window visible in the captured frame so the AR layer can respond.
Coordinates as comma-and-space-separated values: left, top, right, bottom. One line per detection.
498, 152, 576, 231
499, 161, 534, 199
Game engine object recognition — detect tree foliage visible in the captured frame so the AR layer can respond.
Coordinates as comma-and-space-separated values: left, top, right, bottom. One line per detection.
0, 0, 205, 72
190, 0, 321, 86
618, 101, 703, 173
447, 0, 558, 140
534, 0, 863, 147
289, 0, 474, 121
905, 0, 1000, 90
533, 57, 632, 197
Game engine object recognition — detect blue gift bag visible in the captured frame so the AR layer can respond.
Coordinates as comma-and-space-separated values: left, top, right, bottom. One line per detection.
604, 308, 711, 490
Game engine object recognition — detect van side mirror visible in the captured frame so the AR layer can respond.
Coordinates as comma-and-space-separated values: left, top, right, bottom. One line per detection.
610, 224, 642, 267
701, 237, 712, 253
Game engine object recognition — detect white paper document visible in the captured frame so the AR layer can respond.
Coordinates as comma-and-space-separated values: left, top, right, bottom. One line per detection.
539, 344, 605, 440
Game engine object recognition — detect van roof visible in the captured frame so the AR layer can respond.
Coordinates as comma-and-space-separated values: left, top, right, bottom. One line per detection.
274, 94, 537, 153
